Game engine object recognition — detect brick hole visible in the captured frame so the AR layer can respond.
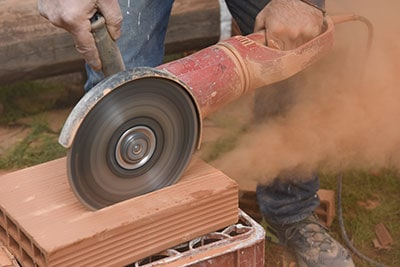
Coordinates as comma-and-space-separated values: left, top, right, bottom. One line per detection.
237, 217, 251, 227
0, 209, 5, 226
315, 203, 328, 224
20, 230, 32, 253
8, 235, 20, 256
319, 201, 328, 213
34, 244, 46, 266
190, 233, 227, 249
21, 248, 35, 267
136, 254, 170, 265
6, 217, 18, 238
0, 224, 6, 242
173, 242, 190, 253
135, 249, 180, 266
222, 224, 252, 237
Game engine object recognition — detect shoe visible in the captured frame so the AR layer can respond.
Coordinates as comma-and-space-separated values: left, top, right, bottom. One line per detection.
265, 214, 355, 267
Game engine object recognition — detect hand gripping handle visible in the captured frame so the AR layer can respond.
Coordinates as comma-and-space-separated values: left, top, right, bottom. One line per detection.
90, 13, 126, 76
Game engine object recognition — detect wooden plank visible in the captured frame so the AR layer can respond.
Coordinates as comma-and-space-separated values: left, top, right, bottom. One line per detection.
0, 0, 220, 85
0, 157, 238, 267
165, 0, 220, 54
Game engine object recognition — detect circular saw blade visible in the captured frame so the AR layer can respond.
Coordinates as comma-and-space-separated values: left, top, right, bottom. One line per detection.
67, 77, 199, 210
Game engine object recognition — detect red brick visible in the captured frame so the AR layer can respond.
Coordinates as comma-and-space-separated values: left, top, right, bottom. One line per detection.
0, 157, 238, 267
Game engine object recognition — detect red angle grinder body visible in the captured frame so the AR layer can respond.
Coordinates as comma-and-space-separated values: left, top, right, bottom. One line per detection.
59, 16, 335, 210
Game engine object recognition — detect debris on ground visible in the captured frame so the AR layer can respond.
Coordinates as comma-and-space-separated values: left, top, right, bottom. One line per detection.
373, 222, 393, 250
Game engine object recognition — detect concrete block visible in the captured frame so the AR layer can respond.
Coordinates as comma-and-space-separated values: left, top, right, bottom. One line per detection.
0, 157, 238, 267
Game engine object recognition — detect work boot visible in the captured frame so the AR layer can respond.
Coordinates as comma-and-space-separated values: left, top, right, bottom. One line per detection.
265, 213, 355, 267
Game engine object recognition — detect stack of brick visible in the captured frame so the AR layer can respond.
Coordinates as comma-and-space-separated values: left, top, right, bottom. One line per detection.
0, 158, 239, 267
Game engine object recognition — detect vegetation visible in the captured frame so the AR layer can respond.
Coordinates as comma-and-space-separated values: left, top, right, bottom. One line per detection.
320, 168, 400, 267
0, 78, 80, 169
0, 119, 66, 169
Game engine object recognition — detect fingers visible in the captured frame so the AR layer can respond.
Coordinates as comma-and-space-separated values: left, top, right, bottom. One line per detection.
254, 0, 324, 50
267, 25, 312, 50
38, 0, 122, 72
98, 0, 123, 41
71, 22, 102, 71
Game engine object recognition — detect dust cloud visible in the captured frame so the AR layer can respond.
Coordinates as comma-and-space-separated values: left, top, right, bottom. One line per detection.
210, 0, 400, 187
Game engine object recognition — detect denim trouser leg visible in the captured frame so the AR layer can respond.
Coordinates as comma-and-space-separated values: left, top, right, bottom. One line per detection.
84, 0, 175, 91
256, 176, 320, 225
226, 0, 320, 225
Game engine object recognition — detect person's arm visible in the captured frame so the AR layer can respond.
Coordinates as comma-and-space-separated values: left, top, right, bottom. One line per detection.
37, 0, 123, 71
254, 0, 325, 50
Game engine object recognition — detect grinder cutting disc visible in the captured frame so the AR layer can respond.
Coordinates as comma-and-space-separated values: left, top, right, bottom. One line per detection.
67, 77, 199, 210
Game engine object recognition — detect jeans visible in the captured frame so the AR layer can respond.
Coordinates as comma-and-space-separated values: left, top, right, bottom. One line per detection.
84, 0, 174, 90
84, 0, 320, 225
256, 176, 320, 225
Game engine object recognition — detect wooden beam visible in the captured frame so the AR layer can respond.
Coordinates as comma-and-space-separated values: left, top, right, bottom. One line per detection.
0, 0, 220, 85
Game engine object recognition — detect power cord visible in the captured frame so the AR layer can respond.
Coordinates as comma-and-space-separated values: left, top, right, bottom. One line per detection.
337, 174, 387, 267
332, 14, 385, 266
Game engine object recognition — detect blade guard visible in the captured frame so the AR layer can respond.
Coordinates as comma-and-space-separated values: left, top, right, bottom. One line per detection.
58, 68, 203, 149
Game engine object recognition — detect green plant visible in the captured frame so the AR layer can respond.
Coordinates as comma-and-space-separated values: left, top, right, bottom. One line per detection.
0, 120, 66, 169
319, 169, 400, 267
0, 81, 75, 125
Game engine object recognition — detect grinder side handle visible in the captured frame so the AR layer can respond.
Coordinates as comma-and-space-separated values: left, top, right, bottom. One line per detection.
246, 17, 331, 49
90, 13, 126, 76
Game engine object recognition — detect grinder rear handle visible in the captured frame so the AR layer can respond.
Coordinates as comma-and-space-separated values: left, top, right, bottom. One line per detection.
90, 13, 126, 76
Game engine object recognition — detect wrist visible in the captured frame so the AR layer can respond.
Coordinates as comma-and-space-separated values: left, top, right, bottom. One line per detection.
299, 0, 326, 14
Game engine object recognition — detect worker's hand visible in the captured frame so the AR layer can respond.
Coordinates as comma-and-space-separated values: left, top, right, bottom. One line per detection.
254, 0, 324, 50
38, 0, 123, 71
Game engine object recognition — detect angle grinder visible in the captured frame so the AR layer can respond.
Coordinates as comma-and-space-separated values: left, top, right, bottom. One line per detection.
59, 14, 337, 210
